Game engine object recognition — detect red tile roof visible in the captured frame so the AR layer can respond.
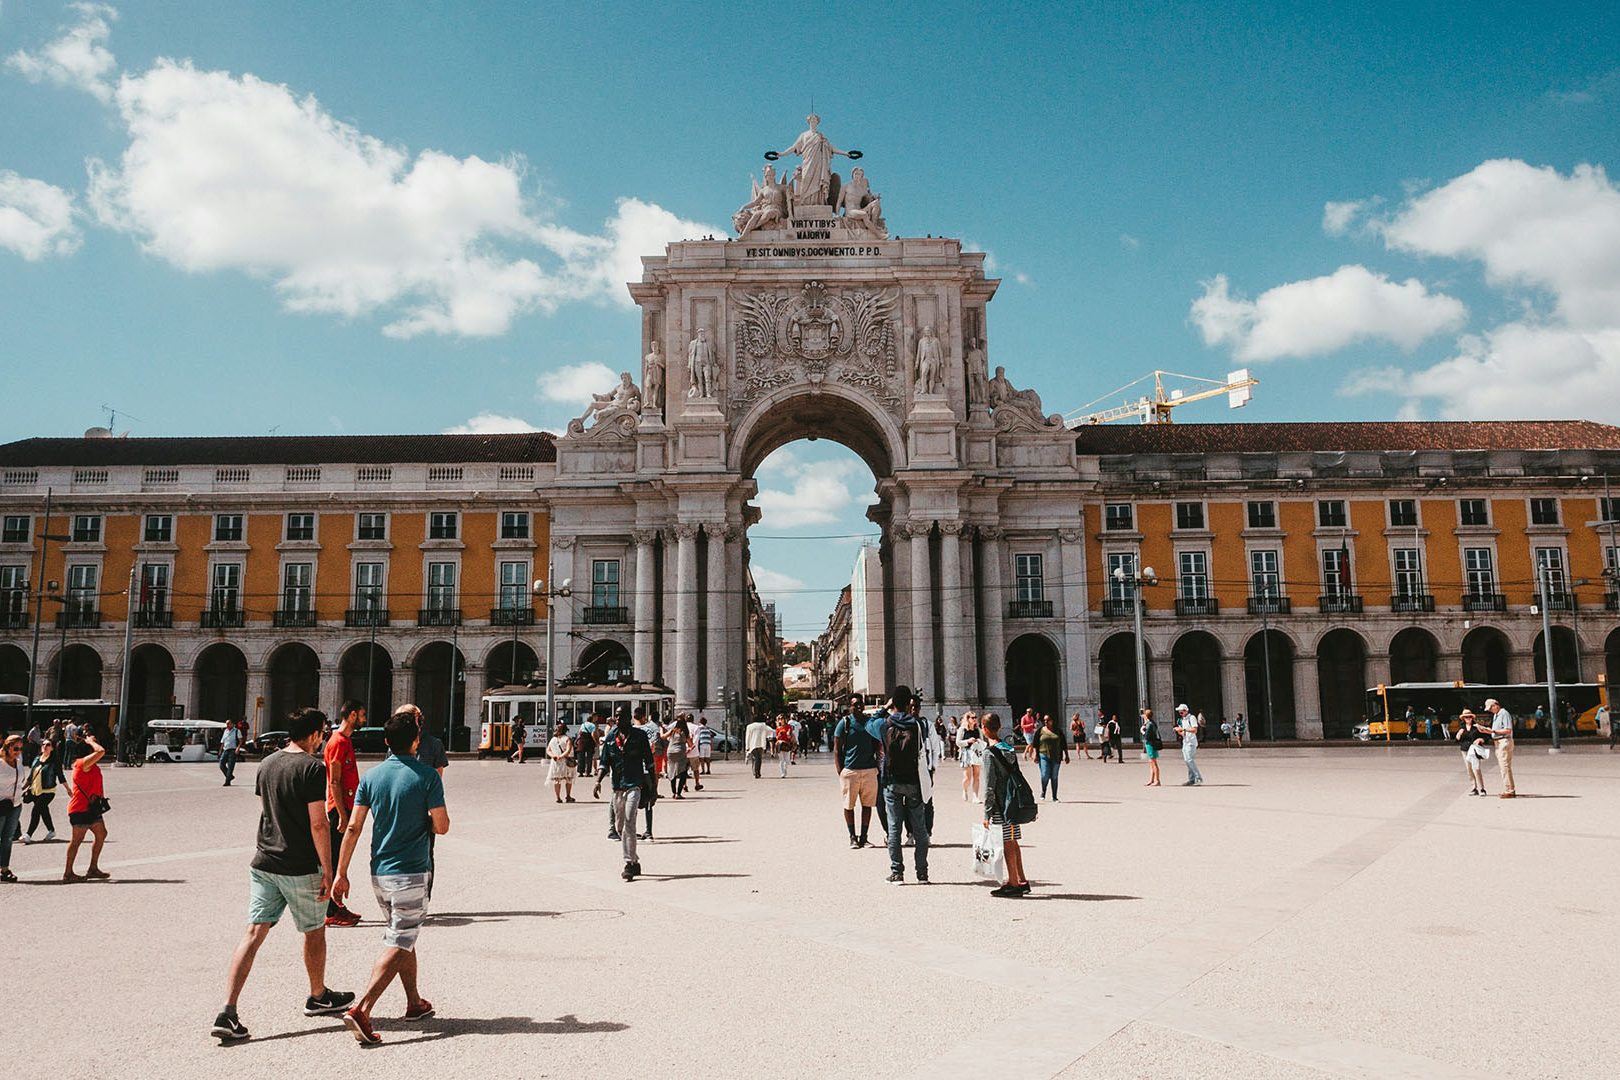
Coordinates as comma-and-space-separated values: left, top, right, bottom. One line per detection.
0, 432, 556, 466
1072, 421, 1620, 454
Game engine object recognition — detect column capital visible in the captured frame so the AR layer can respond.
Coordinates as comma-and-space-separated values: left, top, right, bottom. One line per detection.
632, 528, 659, 545
939, 521, 965, 537
903, 520, 933, 538
672, 523, 700, 540
1057, 528, 1084, 544
978, 525, 1004, 541
552, 535, 577, 550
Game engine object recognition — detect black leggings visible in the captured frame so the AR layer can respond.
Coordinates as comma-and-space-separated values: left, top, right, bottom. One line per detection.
27, 792, 56, 835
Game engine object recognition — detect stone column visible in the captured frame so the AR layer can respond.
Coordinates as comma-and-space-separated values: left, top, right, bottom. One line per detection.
908, 522, 935, 697
171, 668, 194, 718
1058, 527, 1089, 717
674, 524, 700, 710
1294, 655, 1323, 740
955, 527, 979, 704
1221, 655, 1248, 733
245, 669, 269, 730
705, 523, 730, 707
318, 666, 342, 718
633, 529, 658, 682
939, 522, 967, 707
979, 527, 1008, 707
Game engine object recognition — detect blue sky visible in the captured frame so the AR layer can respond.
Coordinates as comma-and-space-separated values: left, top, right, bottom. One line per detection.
3, 1, 1618, 640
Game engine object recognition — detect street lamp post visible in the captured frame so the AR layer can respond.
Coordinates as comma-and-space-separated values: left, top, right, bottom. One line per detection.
116, 563, 136, 766
24, 488, 61, 735
447, 618, 460, 747
364, 592, 379, 724
1538, 562, 1562, 753
1113, 562, 1157, 730
535, 564, 572, 731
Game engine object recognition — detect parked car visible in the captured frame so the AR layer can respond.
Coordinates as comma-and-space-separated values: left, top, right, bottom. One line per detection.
241, 730, 290, 759
146, 719, 225, 763
351, 726, 389, 753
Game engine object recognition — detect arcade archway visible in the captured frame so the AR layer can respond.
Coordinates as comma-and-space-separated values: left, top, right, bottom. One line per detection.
1244, 630, 1295, 739
267, 643, 320, 728
340, 643, 393, 721
413, 641, 466, 745
485, 640, 540, 690
577, 639, 632, 684
1098, 632, 1148, 725
55, 643, 102, 698
0, 642, 27, 695
1171, 631, 1223, 721
1389, 627, 1439, 684
1005, 633, 1060, 722
1461, 627, 1510, 684
128, 644, 175, 728
1317, 629, 1367, 739
195, 643, 247, 723
1532, 626, 1580, 684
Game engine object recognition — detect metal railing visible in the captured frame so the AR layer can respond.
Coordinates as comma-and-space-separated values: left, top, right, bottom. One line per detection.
1247, 595, 1291, 615
1008, 599, 1055, 618
1175, 597, 1219, 616
417, 607, 462, 627
201, 607, 244, 628
581, 605, 629, 625
1099, 598, 1134, 618
1462, 592, 1506, 612
273, 608, 318, 628
345, 607, 391, 628
1317, 593, 1364, 614
56, 608, 102, 629
491, 606, 537, 626
133, 610, 173, 628
1390, 593, 1435, 613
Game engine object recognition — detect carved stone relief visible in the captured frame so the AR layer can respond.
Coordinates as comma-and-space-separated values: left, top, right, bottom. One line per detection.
731, 280, 901, 414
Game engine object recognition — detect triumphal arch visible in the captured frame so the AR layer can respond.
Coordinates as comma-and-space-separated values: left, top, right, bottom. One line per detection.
549, 117, 1088, 717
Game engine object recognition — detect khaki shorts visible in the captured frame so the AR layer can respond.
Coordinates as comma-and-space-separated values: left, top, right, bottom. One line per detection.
840, 767, 879, 810
248, 868, 326, 934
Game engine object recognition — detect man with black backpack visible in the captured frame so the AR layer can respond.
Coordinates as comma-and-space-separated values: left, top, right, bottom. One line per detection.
874, 686, 932, 884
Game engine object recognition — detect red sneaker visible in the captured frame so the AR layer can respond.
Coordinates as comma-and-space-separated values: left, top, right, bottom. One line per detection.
343, 1006, 381, 1044
325, 910, 362, 928
403, 998, 434, 1021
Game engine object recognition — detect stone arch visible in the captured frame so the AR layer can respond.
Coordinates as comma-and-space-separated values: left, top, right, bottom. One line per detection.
1461, 626, 1511, 684
195, 642, 248, 723
267, 642, 320, 729
1244, 629, 1295, 739
1607, 628, 1620, 704
0, 642, 28, 695
128, 643, 175, 729
1097, 631, 1150, 726
1532, 626, 1581, 684
1005, 632, 1061, 723
730, 383, 906, 478
1388, 627, 1440, 684
485, 640, 540, 689
1170, 630, 1223, 721
577, 638, 633, 684
55, 643, 103, 698
1316, 628, 1368, 739
412, 641, 467, 744
340, 642, 393, 721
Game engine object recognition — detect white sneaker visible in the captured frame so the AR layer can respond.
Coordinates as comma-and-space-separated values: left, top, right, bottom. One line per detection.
19, 835, 30, 844
45, 830, 56, 841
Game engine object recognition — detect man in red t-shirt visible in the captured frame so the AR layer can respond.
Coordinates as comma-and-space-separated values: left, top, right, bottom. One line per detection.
323, 700, 364, 926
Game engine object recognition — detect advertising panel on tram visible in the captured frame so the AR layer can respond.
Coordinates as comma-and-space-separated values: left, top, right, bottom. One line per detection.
478, 682, 676, 757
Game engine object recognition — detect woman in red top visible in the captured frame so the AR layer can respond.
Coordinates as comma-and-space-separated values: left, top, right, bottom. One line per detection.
63, 726, 109, 882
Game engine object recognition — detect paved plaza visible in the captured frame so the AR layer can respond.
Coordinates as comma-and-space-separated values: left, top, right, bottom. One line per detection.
8, 744, 1619, 1079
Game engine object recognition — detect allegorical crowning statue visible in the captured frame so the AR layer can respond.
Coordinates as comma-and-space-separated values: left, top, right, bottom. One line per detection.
733, 115, 887, 240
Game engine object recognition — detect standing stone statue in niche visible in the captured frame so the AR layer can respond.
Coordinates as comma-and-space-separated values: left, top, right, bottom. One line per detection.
914, 325, 944, 397
836, 167, 887, 239
964, 336, 988, 406
774, 114, 851, 206
733, 164, 790, 238
643, 339, 665, 411
687, 327, 719, 399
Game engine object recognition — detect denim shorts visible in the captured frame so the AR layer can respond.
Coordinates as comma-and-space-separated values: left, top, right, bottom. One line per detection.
372, 872, 433, 950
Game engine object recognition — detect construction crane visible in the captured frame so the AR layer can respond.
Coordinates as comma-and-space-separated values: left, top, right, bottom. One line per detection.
1065, 369, 1259, 426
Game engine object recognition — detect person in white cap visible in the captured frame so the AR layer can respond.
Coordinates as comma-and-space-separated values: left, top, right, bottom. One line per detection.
1173, 704, 1203, 786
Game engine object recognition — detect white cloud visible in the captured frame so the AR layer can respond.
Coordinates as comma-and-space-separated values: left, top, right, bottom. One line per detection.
756, 459, 866, 529
751, 566, 805, 594
6, 2, 118, 102
536, 361, 616, 404
1379, 159, 1620, 329
1321, 197, 1379, 236
1192, 266, 1466, 362
1119, 233, 1140, 250
84, 59, 720, 338
0, 169, 80, 259
441, 412, 541, 434
1400, 324, 1620, 420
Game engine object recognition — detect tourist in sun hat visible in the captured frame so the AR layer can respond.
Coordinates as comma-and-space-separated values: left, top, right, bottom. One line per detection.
1173, 704, 1203, 786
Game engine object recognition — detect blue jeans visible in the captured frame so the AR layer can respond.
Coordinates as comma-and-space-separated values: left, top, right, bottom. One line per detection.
1038, 754, 1061, 798
1, 801, 21, 869
1183, 738, 1202, 783
883, 783, 929, 878
219, 748, 238, 783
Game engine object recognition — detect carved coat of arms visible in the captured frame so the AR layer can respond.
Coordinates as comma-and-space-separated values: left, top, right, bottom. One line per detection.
732, 281, 899, 411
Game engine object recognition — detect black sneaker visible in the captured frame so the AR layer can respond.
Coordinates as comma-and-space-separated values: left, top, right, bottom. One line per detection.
622, 862, 636, 880
917, 875, 930, 884
211, 1011, 249, 1041
886, 871, 904, 884
305, 988, 356, 1016
608, 831, 619, 840
849, 836, 860, 848
990, 885, 1023, 898
856, 837, 869, 849
629, 861, 642, 876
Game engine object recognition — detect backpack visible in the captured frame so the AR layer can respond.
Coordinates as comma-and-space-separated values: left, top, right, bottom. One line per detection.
996, 747, 1039, 824
883, 720, 921, 785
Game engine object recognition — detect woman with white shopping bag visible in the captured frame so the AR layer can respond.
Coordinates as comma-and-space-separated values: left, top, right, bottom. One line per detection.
979, 714, 1033, 899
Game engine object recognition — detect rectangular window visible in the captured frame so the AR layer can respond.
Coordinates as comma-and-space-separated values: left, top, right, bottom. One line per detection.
1178, 551, 1209, 600
1250, 549, 1280, 598
2, 515, 30, 543
139, 563, 169, 613
1459, 499, 1489, 527
66, 564, 98, 612
427, 562, 457, 609
429, 512, 458, 540
1389, 499, 1418, 528
1393, 547, 1424, 598
1103, 503, 1133, 531
354, 562, 384, 608
1534, 547, 1566, 597
282, 562, 313, 613
214, 514, 243, 542
1321, 548, 1350, 597
1602, 497, 1620, 525
1105, 552, 1135, 601
591, 559, 621, 608
0, 565, 27, 614
71, 515, 101, 543
1174, 502, 1205, 530
1529, 498, 1560, 526
1464, 547, 1495, 598
285, 513, 315, 541
211, 563, 242, 613
500, 561, 529, 608
1246, 500, 1277, 529
143, 514, 173, 543
356, 513, 387, 541
500, 511, 530, 539
1318, 500, 1348, 528
1015, 553, 1045, 602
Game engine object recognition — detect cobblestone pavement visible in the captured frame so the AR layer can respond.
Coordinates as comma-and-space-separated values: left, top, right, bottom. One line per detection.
7, 744, 1617, 1079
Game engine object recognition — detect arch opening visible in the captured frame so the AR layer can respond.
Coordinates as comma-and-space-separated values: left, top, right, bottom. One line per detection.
1461, 627, 1510, 685
195, 643, 247, 723
1317, 628, 1368, 739
413, 641, 467, 747
1097, 632, 1149, 726
577, 639, 632, 684
55, 643, 102, 699
1244, 630, 1295, 739
1005, 633, 1060, 725
129, 644, 175, 731
1531, 626, 1581, 684
267, 643, 320, 729
341, 643, 394, 722
1389, 627, 1439, 684
1171, 631, 1223, 722
0, 642, 28, 696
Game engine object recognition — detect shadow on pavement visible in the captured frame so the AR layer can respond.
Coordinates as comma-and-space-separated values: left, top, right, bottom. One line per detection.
427, 910, 561, 926
1025, 892, 1140, 902
1512, 794, 1579, 799
647, 836, 739, 844
412, 1014, 629, 1039
638, 873, 751, 881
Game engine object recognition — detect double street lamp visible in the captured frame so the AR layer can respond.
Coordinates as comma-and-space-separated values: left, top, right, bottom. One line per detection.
534, 568, 572, 728
1112, 563, 1157, 731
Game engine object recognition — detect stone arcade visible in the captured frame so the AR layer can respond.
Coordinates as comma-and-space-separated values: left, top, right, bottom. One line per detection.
553, 117, 1081, 717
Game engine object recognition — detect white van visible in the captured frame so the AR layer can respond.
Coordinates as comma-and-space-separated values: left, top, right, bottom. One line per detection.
146, 719, 226, 763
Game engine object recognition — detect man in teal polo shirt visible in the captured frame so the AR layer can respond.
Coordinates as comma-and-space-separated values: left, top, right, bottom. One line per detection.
333, 709, 449, 1044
